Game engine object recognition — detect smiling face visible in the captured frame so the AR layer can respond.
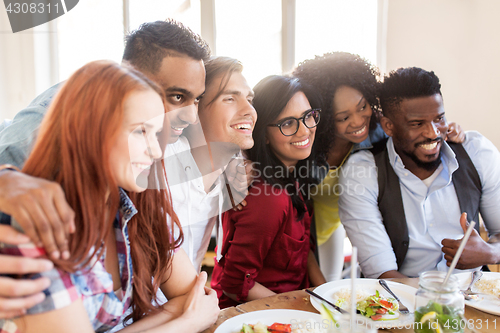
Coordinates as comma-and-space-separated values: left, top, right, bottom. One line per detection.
381, 93, 448, 175
151, 55, 206, 143
109, 89, 165, 192
332, 85, 373, 144
266, 91, 316, 168
198, 71, 256, 149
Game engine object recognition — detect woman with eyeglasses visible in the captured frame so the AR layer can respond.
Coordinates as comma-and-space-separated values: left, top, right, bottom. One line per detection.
293, 52, 465, 282
210, 75, 326, 308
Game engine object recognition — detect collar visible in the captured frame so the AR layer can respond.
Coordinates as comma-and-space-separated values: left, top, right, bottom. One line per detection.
353, 134, 375, 153
386, 137, 459, 181
117, 188, 138, 224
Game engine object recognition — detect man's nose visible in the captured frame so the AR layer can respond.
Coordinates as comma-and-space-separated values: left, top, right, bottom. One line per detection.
423, 122, 440, 138
240, 101, 257, 121
178, 104, 198, 124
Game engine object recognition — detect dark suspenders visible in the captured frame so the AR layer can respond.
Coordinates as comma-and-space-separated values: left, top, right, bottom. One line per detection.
372, 139, 481, 270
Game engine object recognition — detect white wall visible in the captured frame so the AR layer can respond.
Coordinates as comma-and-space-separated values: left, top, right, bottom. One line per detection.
383, 0, 500, 149
0, 10, 36, 120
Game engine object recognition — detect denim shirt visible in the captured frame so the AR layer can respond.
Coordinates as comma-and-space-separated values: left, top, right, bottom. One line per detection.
0, 188, 137, 333
0, 82, 63, 168
352, 122, 388, 154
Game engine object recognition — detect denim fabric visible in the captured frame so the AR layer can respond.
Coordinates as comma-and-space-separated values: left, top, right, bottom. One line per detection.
0, 82, 63, 168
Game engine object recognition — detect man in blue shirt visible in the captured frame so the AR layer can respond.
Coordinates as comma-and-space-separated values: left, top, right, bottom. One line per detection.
339, 67, 500, 279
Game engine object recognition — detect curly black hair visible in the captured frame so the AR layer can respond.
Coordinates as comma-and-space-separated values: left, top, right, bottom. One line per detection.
123, 19, 211, 75
292, 52, 380, 163
380, 67, 442, 118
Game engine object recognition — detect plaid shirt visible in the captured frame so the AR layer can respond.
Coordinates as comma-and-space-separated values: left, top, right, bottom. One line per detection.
0, 188, 137, 333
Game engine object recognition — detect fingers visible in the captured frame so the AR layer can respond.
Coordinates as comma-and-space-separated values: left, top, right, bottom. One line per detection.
0, 225, 30, 245
0, 309, 26, 319
0, 255, 53, 275
0, 276, 51, 297
24, 201, 61, 260
0, 292, 46, 316
197, 271, 208, 286
0, 172, 73, 259
459, 212, 468, 233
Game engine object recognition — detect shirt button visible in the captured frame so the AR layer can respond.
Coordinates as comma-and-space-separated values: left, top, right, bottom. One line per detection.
404, 173, 408, 176
245, 273, 251, 278
185, 166, 191, 171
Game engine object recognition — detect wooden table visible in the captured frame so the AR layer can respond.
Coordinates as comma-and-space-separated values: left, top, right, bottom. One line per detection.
202, 278, 499, 333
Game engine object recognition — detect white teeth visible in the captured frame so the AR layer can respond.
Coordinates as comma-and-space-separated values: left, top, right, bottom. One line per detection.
291, 138, 309, 146
132, 163, 151, 170
231, 123, 252, 130
351, 126, 366, 135
420, 142, 438, 150
171, 126, 184, 131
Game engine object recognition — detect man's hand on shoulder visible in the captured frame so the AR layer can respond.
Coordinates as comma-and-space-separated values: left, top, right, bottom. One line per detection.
441, 213, 500, 269
0, 170, 75, 260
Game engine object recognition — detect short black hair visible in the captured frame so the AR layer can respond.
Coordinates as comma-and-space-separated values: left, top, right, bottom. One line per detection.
380, 67, 442, 118
249, 75, 320, 220
293, 52, 380, 163
122, 19, 211, 75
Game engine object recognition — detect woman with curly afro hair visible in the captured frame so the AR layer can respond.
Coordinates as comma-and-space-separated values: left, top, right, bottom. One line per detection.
293, 52, 464, 281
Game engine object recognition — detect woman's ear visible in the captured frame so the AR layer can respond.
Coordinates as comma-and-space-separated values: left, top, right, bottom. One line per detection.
380, 116, 394, 137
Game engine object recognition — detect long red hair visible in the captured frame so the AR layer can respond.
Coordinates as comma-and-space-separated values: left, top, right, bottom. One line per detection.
22, 60, 182, 322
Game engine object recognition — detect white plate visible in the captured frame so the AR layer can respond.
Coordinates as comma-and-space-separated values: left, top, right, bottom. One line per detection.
214, 309, 324, 333
310, 279, 416, 329
455, 272, 500, 316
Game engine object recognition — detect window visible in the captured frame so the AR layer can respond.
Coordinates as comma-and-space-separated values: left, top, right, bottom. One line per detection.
57, 0, 124, 80
295, 0, 378, 66
214, 0, 282, 88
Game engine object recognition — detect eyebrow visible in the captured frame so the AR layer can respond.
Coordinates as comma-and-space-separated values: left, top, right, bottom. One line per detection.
276, 109, 313, 122
130, 123, 157, 129
407, 111, 446, 121
222, 89, 255, 98
335, 96, 365, 116
165, 86, 194, 99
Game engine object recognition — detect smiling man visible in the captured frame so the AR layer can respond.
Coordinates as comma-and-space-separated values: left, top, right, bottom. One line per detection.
175, 56, 256, 271
0, 19, 211, 318
338, 67, 500, 279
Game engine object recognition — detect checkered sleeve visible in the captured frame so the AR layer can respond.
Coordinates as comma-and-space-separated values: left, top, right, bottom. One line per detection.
0, 214, 81, 316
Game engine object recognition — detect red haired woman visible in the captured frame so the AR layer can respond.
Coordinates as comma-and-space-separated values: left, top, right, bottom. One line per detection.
0, 61, 219, 333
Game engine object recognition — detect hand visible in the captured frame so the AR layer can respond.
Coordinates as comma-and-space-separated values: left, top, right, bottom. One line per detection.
181, 271, 220, 331
0, 170, 75, 260
446, 122, 465, 143
224, 158, 256, 211
441, 213, 497, 269
0, 225, 53, 319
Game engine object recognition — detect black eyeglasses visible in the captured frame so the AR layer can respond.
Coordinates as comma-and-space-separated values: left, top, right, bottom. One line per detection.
268, 108, 321, 136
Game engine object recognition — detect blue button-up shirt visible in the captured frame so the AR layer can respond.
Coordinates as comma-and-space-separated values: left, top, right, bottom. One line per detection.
339, 131, 500, 278
0, 82, 62, 168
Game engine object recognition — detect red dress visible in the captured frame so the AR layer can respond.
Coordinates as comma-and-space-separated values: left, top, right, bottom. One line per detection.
211, 179, 313, 308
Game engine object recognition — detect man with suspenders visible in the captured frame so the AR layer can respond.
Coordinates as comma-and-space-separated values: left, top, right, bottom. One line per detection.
339, 67, 500, 279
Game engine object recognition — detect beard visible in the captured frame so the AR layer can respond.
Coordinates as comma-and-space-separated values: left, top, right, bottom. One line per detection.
396, 137, 444, 172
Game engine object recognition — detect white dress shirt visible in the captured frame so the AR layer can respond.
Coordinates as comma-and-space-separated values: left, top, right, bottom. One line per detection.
339, 131, 500, 278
